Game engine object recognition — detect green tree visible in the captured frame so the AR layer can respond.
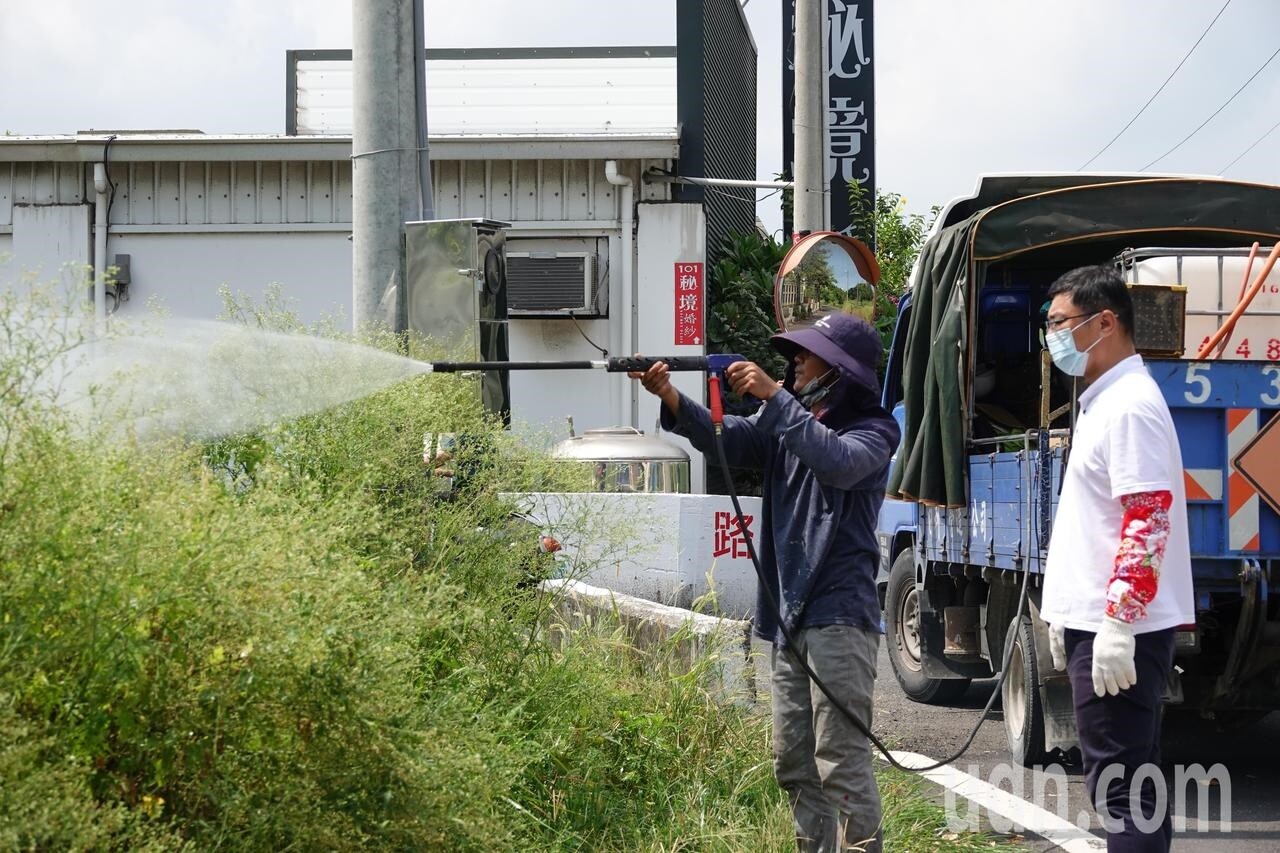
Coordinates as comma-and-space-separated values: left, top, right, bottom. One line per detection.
847, 183, 939, 353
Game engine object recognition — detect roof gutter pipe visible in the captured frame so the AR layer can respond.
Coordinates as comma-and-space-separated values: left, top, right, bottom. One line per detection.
605, 160, 635, 428
92, 162, 109, 331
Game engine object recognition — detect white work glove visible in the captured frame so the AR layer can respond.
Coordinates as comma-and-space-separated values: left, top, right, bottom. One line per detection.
1049, 622, 1067, 672
1091, 616, 1137, 697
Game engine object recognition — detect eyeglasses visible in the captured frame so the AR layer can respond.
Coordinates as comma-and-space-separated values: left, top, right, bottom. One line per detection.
1043, 312, 1091, 332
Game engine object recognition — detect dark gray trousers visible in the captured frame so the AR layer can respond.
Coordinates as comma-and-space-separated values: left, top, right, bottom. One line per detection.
772, 625, 882, 853
1065, 627, 1176, 853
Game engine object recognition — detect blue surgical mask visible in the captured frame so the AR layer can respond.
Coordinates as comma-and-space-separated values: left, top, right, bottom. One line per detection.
797, 369, 837, 408
1045, 313, 1103, 377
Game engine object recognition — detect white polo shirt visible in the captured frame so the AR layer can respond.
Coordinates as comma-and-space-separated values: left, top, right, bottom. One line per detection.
1041, 355, 1194, 634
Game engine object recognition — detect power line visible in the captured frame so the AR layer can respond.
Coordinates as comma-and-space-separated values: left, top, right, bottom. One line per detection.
1079, 0, 1233, 169
1143, 44, 1280, 170
1220, 117, 1280, 173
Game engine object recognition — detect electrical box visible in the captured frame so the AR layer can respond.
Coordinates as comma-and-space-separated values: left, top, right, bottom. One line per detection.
405, 218, 511, 422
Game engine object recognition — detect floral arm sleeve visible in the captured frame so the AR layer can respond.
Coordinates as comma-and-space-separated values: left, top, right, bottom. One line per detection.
1105, 490, 1173, 623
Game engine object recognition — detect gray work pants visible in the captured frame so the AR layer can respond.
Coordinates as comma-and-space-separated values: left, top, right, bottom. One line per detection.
772, 624, 883, 853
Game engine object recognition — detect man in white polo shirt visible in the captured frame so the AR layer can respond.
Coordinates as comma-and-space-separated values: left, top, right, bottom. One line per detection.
1040, 265, 1194, 853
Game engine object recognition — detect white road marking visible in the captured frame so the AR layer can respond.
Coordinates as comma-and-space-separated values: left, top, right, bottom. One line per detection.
878, 749, 1107, 852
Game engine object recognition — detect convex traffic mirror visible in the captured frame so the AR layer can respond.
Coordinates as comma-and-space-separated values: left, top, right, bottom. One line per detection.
773, 231, 880, 331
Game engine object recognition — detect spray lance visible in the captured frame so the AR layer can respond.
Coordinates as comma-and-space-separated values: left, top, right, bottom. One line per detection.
425, 353, 745, 383
424, 350, 1030, 773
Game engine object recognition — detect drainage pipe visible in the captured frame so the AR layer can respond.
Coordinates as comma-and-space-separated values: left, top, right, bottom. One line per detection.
93, 162, 109, 328
605, 160, 635, 427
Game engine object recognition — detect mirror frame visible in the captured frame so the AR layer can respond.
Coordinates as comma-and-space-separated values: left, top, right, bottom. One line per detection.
772, 231, 881, 331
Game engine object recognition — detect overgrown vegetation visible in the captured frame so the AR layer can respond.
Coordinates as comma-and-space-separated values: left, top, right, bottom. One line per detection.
0, 289, 792, 850
0, 286, 1014, 851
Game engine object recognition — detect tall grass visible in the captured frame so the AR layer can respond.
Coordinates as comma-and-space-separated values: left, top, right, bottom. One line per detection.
0, 290, 795, 851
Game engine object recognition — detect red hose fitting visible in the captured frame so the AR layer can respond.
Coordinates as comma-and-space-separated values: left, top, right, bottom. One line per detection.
708, 374, 724, 427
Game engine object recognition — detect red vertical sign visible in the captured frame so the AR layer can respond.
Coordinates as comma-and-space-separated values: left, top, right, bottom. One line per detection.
674, 262, 704, 346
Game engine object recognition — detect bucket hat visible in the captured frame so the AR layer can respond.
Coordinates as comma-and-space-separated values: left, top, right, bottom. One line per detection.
771, 311, 880, 396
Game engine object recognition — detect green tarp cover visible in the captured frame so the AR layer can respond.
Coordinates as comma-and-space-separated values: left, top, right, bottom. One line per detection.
886, 213, 977, 508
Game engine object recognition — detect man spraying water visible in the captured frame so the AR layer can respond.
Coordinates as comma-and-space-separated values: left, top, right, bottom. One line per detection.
631, 312, 899, 853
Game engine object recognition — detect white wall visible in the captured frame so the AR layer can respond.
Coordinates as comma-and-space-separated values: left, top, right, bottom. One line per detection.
4, 204, 92, 299
507, 317, 615, 444
635, 202, 708, 494
109, 232, 352, 323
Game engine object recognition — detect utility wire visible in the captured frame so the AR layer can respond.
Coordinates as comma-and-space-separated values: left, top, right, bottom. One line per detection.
1079, 0, 1233, 169
1143, 44, 1280, 170
1220, 117, 1280, 173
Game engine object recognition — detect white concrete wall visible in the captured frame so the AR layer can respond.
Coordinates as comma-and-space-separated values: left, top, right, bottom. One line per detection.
519, 492, 764, 618
635, 202, 708, 493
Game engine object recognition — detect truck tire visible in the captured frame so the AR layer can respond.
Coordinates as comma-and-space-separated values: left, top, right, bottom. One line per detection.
885, 550, 971, 704
1001, 615, 1048, 766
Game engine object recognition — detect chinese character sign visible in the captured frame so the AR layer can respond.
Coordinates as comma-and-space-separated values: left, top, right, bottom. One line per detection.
713, 511, 755, 559
674, 262, 704, 346
782, 0, 875, 236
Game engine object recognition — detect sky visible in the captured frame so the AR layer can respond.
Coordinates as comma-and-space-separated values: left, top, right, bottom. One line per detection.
3, 0, 1278, 236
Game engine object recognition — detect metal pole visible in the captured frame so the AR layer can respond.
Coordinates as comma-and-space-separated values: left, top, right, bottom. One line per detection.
793, 0, 826, 235
412, 0, 434, 220
352, 0, 419, 331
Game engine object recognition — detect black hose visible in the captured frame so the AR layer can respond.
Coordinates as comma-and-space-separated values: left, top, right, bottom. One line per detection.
712, 426, 1033, 773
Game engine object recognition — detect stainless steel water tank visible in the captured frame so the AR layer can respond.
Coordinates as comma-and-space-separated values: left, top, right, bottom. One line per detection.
552, 427, 691, 493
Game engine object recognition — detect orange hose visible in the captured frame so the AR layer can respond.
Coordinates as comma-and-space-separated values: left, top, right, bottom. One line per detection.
1213, 241, 1260, 359
1196, 241, 1280, 360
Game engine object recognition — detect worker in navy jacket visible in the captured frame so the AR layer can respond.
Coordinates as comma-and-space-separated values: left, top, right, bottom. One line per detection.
631, 312, 899, 853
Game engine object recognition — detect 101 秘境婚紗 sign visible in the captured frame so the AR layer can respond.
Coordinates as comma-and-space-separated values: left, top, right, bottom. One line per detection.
674, 262, 704, 346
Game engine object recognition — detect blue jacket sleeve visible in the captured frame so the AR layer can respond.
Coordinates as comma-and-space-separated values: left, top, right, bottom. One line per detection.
659, 390, 771, 470
756, 392, 893, 489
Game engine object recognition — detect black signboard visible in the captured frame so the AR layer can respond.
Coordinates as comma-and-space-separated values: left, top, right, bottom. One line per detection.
782, 0, 875, 238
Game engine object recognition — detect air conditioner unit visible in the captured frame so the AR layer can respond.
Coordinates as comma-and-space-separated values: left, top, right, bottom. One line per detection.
506, 251, 604, 317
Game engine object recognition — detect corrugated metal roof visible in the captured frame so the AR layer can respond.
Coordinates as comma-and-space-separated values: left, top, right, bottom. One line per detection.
293, 52, 679, 138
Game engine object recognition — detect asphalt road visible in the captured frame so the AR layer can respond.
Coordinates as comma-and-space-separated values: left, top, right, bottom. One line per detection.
870, 644, 1280, 851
